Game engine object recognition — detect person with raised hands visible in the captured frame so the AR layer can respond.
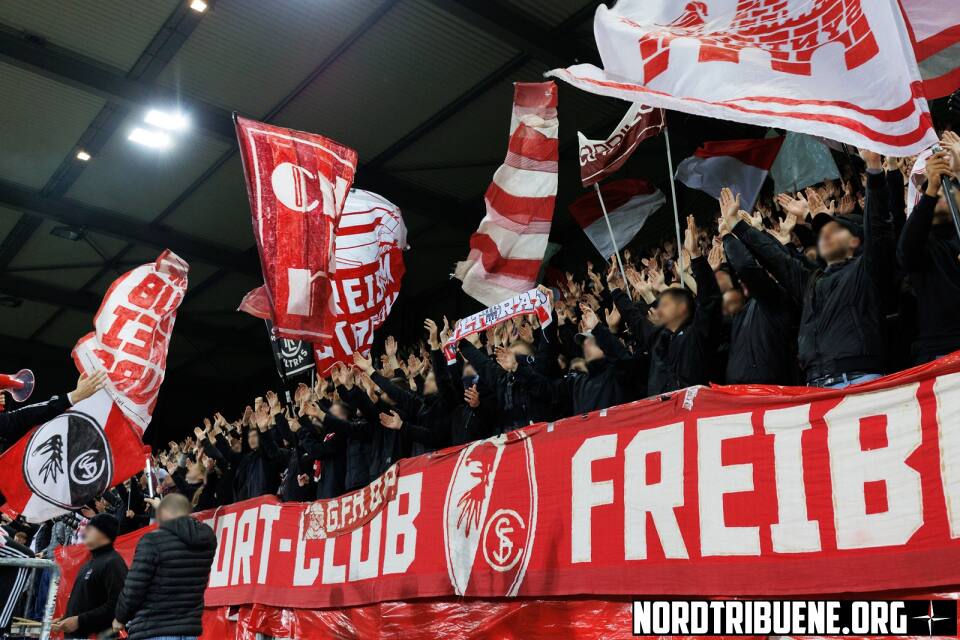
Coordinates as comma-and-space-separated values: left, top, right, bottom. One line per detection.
897, 143, 960, 364
728, 148, 896, 388
718, 187, 800, 385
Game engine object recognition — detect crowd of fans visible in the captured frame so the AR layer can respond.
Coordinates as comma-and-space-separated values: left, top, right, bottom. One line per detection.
1, 131, 959, 635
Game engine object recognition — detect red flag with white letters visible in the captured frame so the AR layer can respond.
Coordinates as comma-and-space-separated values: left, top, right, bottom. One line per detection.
235, 116, 358, 342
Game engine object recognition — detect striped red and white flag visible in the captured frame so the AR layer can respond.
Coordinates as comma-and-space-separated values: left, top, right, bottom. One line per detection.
674, 137, 784, 212
547, 0, 939, 156
454, 82, 559, 306
899, 0, 960, 98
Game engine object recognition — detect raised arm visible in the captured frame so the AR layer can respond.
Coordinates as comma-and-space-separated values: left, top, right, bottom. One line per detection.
898, 152, 950, 272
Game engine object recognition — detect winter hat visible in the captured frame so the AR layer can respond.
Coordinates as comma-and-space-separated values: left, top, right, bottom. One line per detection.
87, 513, 119, 542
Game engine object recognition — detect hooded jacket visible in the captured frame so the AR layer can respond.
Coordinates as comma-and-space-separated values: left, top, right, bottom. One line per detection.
115, 515, 217, 640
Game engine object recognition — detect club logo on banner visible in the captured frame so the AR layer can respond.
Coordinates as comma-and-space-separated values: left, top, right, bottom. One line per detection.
444, 431, 537, 596
266, 320, 314, 378
23, 411, 113, 509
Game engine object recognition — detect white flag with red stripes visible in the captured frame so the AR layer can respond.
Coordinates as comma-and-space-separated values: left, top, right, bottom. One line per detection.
454, 82, 559, 306
547, 0, 939, 156
899, 0, 960, 98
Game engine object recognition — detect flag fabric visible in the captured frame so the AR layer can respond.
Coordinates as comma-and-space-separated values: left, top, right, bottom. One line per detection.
235, 116, 358, 342
675, 137, 783, 213
0, 390, 149, 522
546, 0, 939, 156
578, 103, 664, 186
454, 82, 559, 306
314, 189, 407, 374
569, 179, 666, 259
769, 131, 841, 193
73, 250, 189, 432
899, 0, 960, 98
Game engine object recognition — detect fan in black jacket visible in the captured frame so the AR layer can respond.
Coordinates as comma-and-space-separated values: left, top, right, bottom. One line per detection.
614, 216, 723, 396
729, 150, 895, 387
897, 149, 960, 364
54, 514, 127, 638
114, 494, 217, 640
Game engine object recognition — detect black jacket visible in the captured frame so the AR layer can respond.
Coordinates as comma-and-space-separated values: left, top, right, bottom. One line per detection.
64, 544, 127, 638
0, 394, 71, 452
115, 515, 217, 640
722, 234, 799, 385
615, 256, 722, 396
733, 171, 894, 381
233, 427, 284, 501
520, 324, 637, 415
897, 193, 960, 363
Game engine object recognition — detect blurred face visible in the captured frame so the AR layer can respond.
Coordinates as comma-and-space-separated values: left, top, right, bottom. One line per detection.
657, 293, 690, 329
462, 364, 476, 378
510, 342, 533, 358
423, 371, 437, 395
804, 246, 818, 263
581, 337, 604, 363
229, 435, 242, 453
83, 525, 110, 551
817, 222, 859, 264
715, 270, 735, 293
722, 289, 746, 317
330, 402, 348, 421
247, 428, 260, 451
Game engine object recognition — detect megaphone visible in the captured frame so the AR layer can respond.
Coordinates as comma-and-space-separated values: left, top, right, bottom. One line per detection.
0, 369, 35, 402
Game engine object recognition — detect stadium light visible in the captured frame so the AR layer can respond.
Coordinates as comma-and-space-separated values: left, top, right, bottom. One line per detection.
143, 109, 189, 131
75, 150, 91, 162
128, 127, 172, 149
190, 0, 208, 13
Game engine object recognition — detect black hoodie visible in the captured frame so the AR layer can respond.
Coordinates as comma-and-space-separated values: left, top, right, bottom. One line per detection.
115, 515, 217, 640
64, 544, 127, 638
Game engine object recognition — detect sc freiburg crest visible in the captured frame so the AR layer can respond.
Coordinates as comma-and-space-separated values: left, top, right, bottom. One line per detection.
443, 430, 537, 597
23, 410, 113, 509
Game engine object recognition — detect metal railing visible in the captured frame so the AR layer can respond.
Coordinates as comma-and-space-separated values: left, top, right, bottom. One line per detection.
0, 556, 60, 640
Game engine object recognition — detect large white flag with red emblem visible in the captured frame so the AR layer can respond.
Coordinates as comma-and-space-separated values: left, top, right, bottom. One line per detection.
235, 116, 358, 342
547, 0, 939, 156
454, 82, 559, 306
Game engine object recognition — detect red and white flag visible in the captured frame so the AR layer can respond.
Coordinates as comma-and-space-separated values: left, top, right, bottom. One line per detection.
547, 0, 939, 156
235, 116, 358, 342
899, 0, 960, 98
454, 82, 559, 306
0, 251, 184, 521
0, 391, 149, 522
569, 179, 666, 259
73, 250, 189, 432
674, 137, 784, 212
578, 103, 664, 186
315, 189, 407, 374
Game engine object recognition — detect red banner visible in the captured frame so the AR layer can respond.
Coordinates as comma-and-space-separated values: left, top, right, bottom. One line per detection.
57, 354, 960, 610
314, 189, 407, 374
72, 250, 188, 431
235, 116, 358, 342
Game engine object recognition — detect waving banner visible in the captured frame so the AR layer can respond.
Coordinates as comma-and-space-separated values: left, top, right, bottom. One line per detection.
443, 288, 552, 364
547, 0, 939, 156
56, 353, 960, 608
314, 189, 407, 374
235, 116, 358, 342
72, 249, 188, 431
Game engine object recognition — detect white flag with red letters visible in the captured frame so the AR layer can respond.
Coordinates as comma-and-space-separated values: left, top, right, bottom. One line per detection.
547, 0, 939, 156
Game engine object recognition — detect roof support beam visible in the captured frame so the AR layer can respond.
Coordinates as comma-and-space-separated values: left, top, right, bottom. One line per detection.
0, 179, 260, 276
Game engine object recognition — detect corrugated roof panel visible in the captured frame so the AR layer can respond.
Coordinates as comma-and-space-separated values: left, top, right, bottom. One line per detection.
33, 308, 95, 348
0, 0, 179, 72
162, 155, 255, 250
506, 0, 596, 28
64, 115, 230, 222
395, 166, 495, 200
273, 0, 519, 160
85, 258, 221, 299
0, 206, 21, 245
0, 63, 106, 188
180, 272, 261, 313
0, 299, 59, 340
156, 0, 385, 117
8, 221, 126, 270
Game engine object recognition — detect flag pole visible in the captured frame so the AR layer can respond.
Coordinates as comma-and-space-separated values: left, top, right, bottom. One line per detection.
592, 182, 633, 300
662, 125, 686, 287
